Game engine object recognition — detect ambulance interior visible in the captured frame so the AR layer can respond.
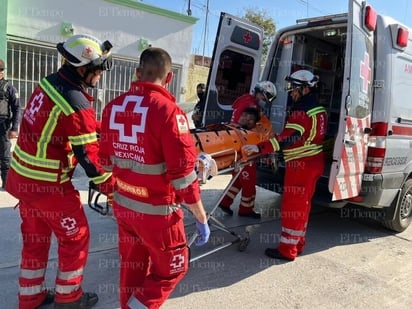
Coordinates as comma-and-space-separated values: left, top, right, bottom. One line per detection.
266, 24, 348, 189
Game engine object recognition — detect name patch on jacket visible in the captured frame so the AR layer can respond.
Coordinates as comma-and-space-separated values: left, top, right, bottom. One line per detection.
176, 114, 189, 133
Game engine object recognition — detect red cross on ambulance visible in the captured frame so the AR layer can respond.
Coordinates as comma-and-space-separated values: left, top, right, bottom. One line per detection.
360, 52, 371, 94
243, 31, 252, 44
110, 95, 148, 143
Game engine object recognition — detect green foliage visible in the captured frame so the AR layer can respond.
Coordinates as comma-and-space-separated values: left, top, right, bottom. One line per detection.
242, 8, 276, 63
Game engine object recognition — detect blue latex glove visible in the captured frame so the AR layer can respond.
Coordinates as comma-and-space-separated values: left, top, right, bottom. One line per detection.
195, 220, 210, 246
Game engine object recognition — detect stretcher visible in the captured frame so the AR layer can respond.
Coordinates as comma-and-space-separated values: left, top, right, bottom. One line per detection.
88, 121, 273, 261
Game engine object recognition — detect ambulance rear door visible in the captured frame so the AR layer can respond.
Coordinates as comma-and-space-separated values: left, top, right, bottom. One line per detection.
201, 12, 263, 126
329, 0, 375, 200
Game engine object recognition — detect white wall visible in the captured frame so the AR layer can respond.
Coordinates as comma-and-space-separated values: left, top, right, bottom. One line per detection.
6, 0, 196, 101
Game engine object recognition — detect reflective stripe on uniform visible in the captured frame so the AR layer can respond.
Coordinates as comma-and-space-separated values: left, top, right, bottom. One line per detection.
14, 145, 60, 169
55, 283, 81, 294
19, 283, 45, 296
128, 295, 148, 309
20, 268, 46, 279
282, 227, 306, 237
280, 236, 300, 245
111, 156, 166, 175
11, 159, 58, 182
171, 170, 197, 190
57, 268, 84, 280
68, 132, 98, 146
115, 192, 180, 215
90, 172, 112, 185
39, 78, 75, 116
268, 138, 280, 152
285, 123, 305, 135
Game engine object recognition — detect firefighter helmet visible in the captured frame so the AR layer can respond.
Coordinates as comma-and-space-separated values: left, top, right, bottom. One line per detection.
285, 70, 319, 91
254, 81, 277, 102
57, 34, 113, 70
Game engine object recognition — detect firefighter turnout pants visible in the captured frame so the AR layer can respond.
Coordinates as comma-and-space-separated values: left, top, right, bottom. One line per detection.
113, 204, 189, 309
18, 189, 90, 309
278, 154, 324, 259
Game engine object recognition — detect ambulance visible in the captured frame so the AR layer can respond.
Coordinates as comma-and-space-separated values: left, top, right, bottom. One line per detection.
199, 0, 412, 232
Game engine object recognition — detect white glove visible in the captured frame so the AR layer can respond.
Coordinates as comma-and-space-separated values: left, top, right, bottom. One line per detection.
242, 145, 260, 156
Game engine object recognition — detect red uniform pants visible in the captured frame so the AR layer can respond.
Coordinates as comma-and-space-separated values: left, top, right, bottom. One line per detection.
278, 154, 324, 259
220, 163, 257, 214
18, 189, 89, 308
113, 205, 189, 309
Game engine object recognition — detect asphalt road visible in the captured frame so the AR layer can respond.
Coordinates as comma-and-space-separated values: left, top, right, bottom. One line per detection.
0, 168, 411, 309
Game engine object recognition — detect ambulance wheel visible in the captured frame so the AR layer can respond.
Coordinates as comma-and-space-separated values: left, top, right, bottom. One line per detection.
238, 237, 250, 252
383, 179, 412, 232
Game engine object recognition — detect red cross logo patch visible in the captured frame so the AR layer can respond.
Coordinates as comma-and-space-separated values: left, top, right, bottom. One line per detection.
360, 52, 371, 94
110, 95, 148, 143
61, 217, 77, 231
176, 114, 189, 133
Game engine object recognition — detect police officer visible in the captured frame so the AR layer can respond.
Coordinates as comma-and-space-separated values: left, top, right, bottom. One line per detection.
0, 58, 20, 188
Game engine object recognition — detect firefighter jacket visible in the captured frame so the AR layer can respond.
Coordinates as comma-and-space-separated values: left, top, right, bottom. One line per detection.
99, 81, 201, 215
6, 66, 111, 200
257, 93, 327, 161
230, 93, 259, 124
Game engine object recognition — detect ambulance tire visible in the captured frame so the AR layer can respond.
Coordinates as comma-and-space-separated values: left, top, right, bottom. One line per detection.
383, 179, 412, 232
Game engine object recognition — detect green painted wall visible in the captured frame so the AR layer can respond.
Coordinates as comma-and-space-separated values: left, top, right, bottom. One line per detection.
0, 0, 7, 62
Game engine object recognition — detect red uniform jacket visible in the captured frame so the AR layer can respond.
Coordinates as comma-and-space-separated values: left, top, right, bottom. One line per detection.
258, 93, 327, 161
99, 81, 201, 209
6, 67, 111, 200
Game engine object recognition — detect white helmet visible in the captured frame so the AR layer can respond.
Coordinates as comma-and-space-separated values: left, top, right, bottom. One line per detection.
57, 34, 113, 70
254, 81, 277, 102
285, 70, 319, 91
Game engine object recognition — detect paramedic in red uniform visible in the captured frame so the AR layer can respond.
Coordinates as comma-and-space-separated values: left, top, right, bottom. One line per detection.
243, 70, 327, 261
219, 81, 276, 219
6, 34, 115, 308
98, 47, 210, 309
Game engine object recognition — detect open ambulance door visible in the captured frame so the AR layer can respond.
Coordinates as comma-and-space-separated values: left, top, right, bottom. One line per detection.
329, 0, 375, 200
201, 12, 264, 126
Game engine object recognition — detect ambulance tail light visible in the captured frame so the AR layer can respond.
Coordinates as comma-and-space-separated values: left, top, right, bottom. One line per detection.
397, 27, 409, 48
365, 122, 388, 174
364, 5, 377, 31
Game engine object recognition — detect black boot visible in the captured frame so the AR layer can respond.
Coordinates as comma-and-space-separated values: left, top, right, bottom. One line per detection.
264, 248, 295, 261
54, 292, 98, 309
36, 290, 55, 308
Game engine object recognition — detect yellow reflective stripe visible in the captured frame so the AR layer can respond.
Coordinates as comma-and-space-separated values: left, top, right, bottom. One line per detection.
285, 123, 304, 135
171, 170, 197, 190
269, 137, 280, 151
307, 106, 326, 117
68, 38, 101, 54
68, 132, 98, 146
90, 172, 112, 185
14, 144, 60, 169
11, 159, 58, 182
307, 115, 317, 145
284, 144, 323, 155
39, 78, 74, 116
36, 105, 61, 158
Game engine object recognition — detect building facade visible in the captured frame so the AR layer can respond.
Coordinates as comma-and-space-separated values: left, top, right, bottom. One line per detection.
0, 0, 197, 118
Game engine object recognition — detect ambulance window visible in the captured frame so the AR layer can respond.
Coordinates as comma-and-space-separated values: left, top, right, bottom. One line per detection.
215, 49, 254, 106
